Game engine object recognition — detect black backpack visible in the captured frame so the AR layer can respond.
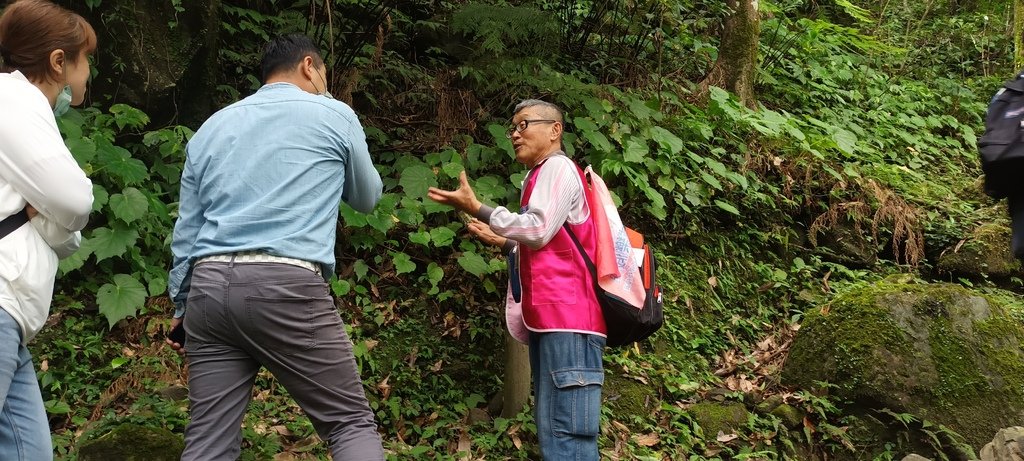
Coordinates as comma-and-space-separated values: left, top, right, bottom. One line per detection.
564, 223, 664, 347
978, 70, 1024, 199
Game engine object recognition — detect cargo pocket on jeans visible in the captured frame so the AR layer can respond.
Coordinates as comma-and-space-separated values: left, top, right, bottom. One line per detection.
550, 369, 604, 438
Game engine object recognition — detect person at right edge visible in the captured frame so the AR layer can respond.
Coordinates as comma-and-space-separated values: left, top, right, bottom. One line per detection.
428, 99, 606, 460
1008, 181, 1024, 263
166, 34, 385, 460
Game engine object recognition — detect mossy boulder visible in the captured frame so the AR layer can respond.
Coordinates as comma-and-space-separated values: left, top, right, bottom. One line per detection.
77, 424, 184, 461
604, 372, 657, 420
937, 224, 1021, 279
689, 402, 749, 436
782, 280, 1024, 448
770, 404, 803, 429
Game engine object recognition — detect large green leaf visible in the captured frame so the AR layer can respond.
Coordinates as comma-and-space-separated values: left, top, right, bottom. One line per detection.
409, 230, 431, 246
96, 141, 149, 185
65, 137, 96, 165
89, 226, 139, 262
399, 165, 438, 198
354, 259, 369, 280
832, 128, 858, 156
457, 251, 490, 277
97, 274, 147, 328
339, 203, 368, 227
583, 131, 613, 153
58, 242, 92, 275
365, 212, 395, 234
430, 227, 457, 247
391, 252, 416, 275
714, 200, 741, 216
473, 176, 509, 203
109, 187, 149, 223
426, 262, 444, 286
623, 138, 648, 163
144, 269, 168, 297
648, 126, 684, 155
110, 104, 151, 130
441, 162, 464, 179
92, 184, 109, 212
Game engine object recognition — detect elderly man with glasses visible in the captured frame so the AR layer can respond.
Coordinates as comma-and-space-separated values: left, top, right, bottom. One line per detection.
429, 99, 607, 460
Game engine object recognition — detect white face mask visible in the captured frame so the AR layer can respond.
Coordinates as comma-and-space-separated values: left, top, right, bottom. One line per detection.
53, 84, 73, 117
312, 67, 333, 99
52, 52, 74, 117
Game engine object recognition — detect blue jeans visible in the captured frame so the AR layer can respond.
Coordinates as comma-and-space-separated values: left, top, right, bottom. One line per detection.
0, 309, 51, 461
529, 332, 605, 461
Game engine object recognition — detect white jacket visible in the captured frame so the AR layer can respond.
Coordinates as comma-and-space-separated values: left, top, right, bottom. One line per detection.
0, 71, 93, 343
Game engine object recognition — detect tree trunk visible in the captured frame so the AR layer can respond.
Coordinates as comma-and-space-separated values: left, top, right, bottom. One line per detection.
1016, 0, 1024, 69
698, 0, 760, 108
68, 0, 222, 127
500, 331, 531, 419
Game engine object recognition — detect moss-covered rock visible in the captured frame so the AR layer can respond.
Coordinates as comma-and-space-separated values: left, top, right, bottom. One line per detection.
603, 372, 656, 420
937, 224, 1021, 279
77, 424, 184, 461
688, 401, 749, 436
770, 404, 803, 429
782, 280, 1024, 449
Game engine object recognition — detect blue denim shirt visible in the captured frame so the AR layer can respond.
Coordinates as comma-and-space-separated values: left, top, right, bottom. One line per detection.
168, 83, 382, 315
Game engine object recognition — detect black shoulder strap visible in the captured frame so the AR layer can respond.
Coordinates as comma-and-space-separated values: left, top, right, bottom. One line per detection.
561, 160, 599, 279
563, 223, 599, 281
0, 208, 29, 240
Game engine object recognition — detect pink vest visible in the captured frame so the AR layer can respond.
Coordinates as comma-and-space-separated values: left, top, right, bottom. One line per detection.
517, 159, 606, 336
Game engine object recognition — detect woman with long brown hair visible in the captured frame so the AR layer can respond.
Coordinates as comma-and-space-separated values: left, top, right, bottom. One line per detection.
0, 0, 95, 458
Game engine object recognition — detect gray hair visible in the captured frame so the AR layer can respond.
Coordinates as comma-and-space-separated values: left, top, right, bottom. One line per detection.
513, 99, 564, 123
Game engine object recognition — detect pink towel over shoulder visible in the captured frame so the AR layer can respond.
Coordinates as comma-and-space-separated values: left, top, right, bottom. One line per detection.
584, 166, 646, 309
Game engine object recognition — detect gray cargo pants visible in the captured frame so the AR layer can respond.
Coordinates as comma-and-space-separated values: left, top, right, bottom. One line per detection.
181, 261, 384, 460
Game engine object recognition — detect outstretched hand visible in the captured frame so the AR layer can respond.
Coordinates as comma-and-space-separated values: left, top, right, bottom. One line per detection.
427, 171, 482, 215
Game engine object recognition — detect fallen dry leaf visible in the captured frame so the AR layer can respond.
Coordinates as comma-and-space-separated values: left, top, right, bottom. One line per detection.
633, 433, 660, 447
716, 432, 739, 443
456, 431, 472, 459
377, 375, 391, 400
271, 425, 293, 437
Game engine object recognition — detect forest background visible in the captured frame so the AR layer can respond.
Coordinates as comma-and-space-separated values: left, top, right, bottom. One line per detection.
15, 0, 1024, 459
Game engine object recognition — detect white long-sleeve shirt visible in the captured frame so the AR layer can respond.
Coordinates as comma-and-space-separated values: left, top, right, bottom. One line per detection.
0, 71, 93, 343
478, 153, 589, 250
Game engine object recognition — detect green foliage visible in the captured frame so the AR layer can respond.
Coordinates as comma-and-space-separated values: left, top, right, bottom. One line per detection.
450, 3, 558, 57
40, 0, 1023, 458
57, 106, 192, 326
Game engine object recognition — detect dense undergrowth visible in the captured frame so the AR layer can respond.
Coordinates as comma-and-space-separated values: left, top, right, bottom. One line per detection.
24, 0, 1023, 459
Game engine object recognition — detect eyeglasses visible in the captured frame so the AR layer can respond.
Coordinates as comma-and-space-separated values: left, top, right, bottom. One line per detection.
505, 119, 557, 138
